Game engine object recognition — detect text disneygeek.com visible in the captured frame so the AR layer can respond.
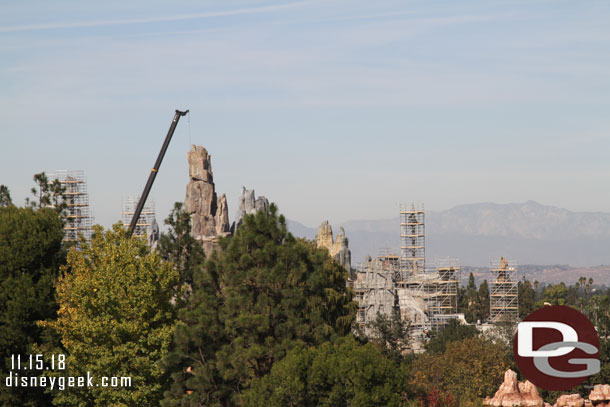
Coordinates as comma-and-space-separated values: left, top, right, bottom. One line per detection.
4, 354, 131, 391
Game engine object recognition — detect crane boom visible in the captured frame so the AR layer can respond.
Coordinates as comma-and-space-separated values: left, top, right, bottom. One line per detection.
127, 109, 189, 236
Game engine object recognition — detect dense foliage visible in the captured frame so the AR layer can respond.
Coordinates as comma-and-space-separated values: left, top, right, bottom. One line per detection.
458, 274, 490, 323
6, 173, 610, 407
158, 202, 205, 286
243, 336, 411, 407
362, 309, 412, 363
426, 318, 479, 354
0, 205, 65, 406
162, 205, 357, 406
410, 336, 511, 405
43, 224, 179, 407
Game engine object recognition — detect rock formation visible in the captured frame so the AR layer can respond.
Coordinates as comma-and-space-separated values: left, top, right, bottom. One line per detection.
589, 384, 610, 406
485, 370, 610, 407
554, 394, 584, 407
184, 145, 230, 254
483, 369, 543, 407
315, 221, 352, 276
232, 187, 269, 233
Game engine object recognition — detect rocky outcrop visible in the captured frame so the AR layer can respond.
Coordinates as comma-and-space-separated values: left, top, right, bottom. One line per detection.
232, 187, 269, 233
485, 370, 610, 407
589, 384, 610, 406
484, 370, 543, 407
316, 221, 334, 252
554, 394, 584, 407
315, 221, 352, 276
184, 145, 230, 254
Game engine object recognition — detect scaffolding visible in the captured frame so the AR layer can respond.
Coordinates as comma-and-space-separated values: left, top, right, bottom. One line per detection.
399, 207, 461, 331
489, 257, 519, 323
429, 259, 460, 326
48, 170, 93, 242
352, 204, 462, 346
400, 203, 425, 275
122, 196, 156, 238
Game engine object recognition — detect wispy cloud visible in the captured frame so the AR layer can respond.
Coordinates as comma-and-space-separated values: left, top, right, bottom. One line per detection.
0, 1, 312, 33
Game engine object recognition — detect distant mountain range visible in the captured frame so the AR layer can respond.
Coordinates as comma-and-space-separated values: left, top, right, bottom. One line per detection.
287, 201, 610, 268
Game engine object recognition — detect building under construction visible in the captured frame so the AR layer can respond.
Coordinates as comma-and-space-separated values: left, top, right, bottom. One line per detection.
351, 204, 461, 345
48, 170, 93, 242
489, 257, 519, 322
121, 196, 159, 246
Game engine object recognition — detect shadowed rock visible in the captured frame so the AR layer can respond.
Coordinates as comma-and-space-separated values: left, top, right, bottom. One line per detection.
232, 187, 269, 233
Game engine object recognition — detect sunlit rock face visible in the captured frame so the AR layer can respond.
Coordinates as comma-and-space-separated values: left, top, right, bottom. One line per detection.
184, 145, 230, 255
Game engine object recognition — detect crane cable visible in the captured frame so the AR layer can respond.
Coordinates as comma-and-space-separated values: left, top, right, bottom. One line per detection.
188, 111, 192, 146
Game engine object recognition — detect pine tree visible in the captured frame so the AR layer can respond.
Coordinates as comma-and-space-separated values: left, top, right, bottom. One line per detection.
364, 309, 411, 363
476, 280, 490, 322
162, 204, 356, 407
0, 205, 65, 406
460, 273, 478, 323
0, 185, 11, 207
158, 202, 206, 286
518, 279, 536, 318
26, 172, 67, 214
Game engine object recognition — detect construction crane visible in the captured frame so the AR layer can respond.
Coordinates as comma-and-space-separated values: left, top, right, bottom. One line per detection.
127, 109, 189, 236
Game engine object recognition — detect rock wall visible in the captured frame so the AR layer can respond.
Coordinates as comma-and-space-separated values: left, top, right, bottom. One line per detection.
315, 221, 352, 275
184, 145, 230, 255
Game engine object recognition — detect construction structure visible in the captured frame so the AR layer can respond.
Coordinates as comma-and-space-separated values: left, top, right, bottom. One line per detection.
489, 257, 519, 322
400, 203, 425, 275
48, 170, 93, 242
122, 196, 158, 246
352, 203, 461, 348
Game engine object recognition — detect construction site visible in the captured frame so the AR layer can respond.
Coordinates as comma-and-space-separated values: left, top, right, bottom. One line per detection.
49, 140, 519, 352
121, 196, 159, 248
315, 203, 520, 350
48, 170, 93, 242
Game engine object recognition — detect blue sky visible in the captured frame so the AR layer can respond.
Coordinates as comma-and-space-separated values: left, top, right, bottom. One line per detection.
1, 0, 610, 229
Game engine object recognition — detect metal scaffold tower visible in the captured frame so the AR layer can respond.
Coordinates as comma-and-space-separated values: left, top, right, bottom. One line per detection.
49, 170, 93, 242
428, 259, 460, 326
400, 203, 425, 275
489, 257, 519, 322
122, 196, 156, 238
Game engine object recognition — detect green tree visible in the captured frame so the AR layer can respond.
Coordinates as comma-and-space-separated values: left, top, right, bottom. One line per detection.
242, 336, 411, 407
536, 282, 569, 307
363, 309, 411, 363
42, 224, 179, 407
26, 172, 67, 213
162, 205, 356, 407
426, 318, 479, 354
475, 280, 490, 323
410, 336, 511, 405
0, 205, 65, 407
0, 185, 11, 207
158, 202, 206, 286
460, 273, 478, 323
518, 279, 536, 318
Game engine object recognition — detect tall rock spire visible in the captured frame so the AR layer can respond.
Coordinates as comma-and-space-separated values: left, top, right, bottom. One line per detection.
184, 145, 230, 255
